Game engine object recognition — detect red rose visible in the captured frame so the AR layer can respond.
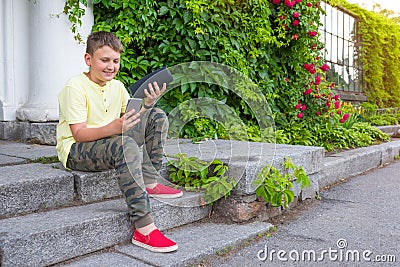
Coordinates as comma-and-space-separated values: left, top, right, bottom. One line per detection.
293, 20, 299, 26
304, 88, 312, 95
293, 12, 300, 18
273, 0, 281, 4
295, 103, 302, 109
292, 34, 299, 40
308, 31, 318, 37
316, 111, 321, 116
320, 64, 330, 72
306, 2, 312, 7
315, 76, 321, 85
301, 105, 307, 111
284, 0, 295, 7
334, 101, 340, 109
297, 112, 304, 118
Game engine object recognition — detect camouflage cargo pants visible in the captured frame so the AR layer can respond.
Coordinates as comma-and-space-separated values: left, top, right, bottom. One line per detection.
66, 108, 168, 228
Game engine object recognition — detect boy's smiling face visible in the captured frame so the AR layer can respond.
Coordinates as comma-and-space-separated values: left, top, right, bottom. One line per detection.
84, 45, 120, 86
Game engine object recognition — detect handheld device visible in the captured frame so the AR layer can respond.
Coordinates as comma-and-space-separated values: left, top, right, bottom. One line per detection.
126, 98, 142, 113
128, 67, 173, 99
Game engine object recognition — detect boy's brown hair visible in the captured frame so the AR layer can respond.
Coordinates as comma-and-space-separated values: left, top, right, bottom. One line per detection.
86, 31, 123, 55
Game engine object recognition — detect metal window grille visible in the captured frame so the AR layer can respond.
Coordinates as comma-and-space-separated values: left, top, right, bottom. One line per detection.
320, 2, 364, 93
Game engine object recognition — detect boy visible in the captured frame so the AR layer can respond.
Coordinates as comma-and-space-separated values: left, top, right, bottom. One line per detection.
56, 31, 182, 253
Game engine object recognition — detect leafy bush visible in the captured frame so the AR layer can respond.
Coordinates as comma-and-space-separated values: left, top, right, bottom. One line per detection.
167, 153, 235, 203
367, 114, 398, 126
254, 157, 310, 208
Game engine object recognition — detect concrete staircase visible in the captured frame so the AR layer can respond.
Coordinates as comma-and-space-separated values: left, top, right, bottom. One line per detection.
0, 138, 325, 266
1, 136, 400, 266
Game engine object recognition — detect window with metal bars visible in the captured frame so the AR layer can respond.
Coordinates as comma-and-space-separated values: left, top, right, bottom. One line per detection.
320, 2, 364, 94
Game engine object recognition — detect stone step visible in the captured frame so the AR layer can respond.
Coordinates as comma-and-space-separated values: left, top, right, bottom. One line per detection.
0, 139, 325, 218
61, 221, 273, 267
0, 163, 75, 218
0, 193, 211, 267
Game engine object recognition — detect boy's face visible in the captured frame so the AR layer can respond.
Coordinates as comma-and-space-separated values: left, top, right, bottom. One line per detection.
84, 45, 120, 86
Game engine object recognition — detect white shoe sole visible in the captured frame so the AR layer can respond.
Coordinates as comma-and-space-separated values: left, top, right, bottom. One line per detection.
148, 191, 184, 199
132, 239, 178, 253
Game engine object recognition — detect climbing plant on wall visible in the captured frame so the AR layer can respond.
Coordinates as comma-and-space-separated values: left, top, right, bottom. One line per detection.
327, 0, 400, 108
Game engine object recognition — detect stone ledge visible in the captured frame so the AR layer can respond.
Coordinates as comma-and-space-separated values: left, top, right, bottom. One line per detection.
319, 140, 400, 189
376, 125, 400, 137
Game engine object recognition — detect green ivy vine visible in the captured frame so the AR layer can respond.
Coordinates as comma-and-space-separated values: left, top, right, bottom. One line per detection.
327, 0, 400, 108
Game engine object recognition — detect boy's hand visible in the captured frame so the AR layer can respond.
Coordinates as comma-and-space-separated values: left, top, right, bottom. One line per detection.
121, 109, 141, 132
143, 81, 166, 107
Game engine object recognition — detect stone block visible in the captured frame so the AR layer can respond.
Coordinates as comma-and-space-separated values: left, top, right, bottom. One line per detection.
0, 163, 74, 217
230, 145, 324, 196
266, 204, 282, 218
151, 191, 211, 230
30, 122, 57, 145
320, 147, 382, 188
214, 195, 266, 222
72, 169, 121, 203
0, 121, 31, 141
380, 140, 400, 165
300, 172, 319, 200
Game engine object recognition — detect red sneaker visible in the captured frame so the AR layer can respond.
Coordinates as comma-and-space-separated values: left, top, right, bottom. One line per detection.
132, 229, 178, 253
146, 183, 183, 199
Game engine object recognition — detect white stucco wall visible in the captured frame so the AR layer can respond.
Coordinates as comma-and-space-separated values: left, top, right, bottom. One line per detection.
0, 0, 93, 122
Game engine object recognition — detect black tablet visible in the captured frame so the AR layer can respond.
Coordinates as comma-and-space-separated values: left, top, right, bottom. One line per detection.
128, 67, 174, 99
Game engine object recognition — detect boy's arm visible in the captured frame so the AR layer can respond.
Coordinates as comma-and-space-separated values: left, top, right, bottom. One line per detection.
70, 109, 140, 142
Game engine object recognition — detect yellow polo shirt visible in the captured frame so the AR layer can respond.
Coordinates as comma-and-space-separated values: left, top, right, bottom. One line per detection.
56, 73, 130, 168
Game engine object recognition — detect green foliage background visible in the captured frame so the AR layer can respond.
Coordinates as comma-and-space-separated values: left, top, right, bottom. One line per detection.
66, 0, 391, 150
91, 0, 327, 133
327, 0, 400, 108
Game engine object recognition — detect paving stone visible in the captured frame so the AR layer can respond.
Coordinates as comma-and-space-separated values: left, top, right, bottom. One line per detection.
0, 140, 57, 160
0, 154, 27, 167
